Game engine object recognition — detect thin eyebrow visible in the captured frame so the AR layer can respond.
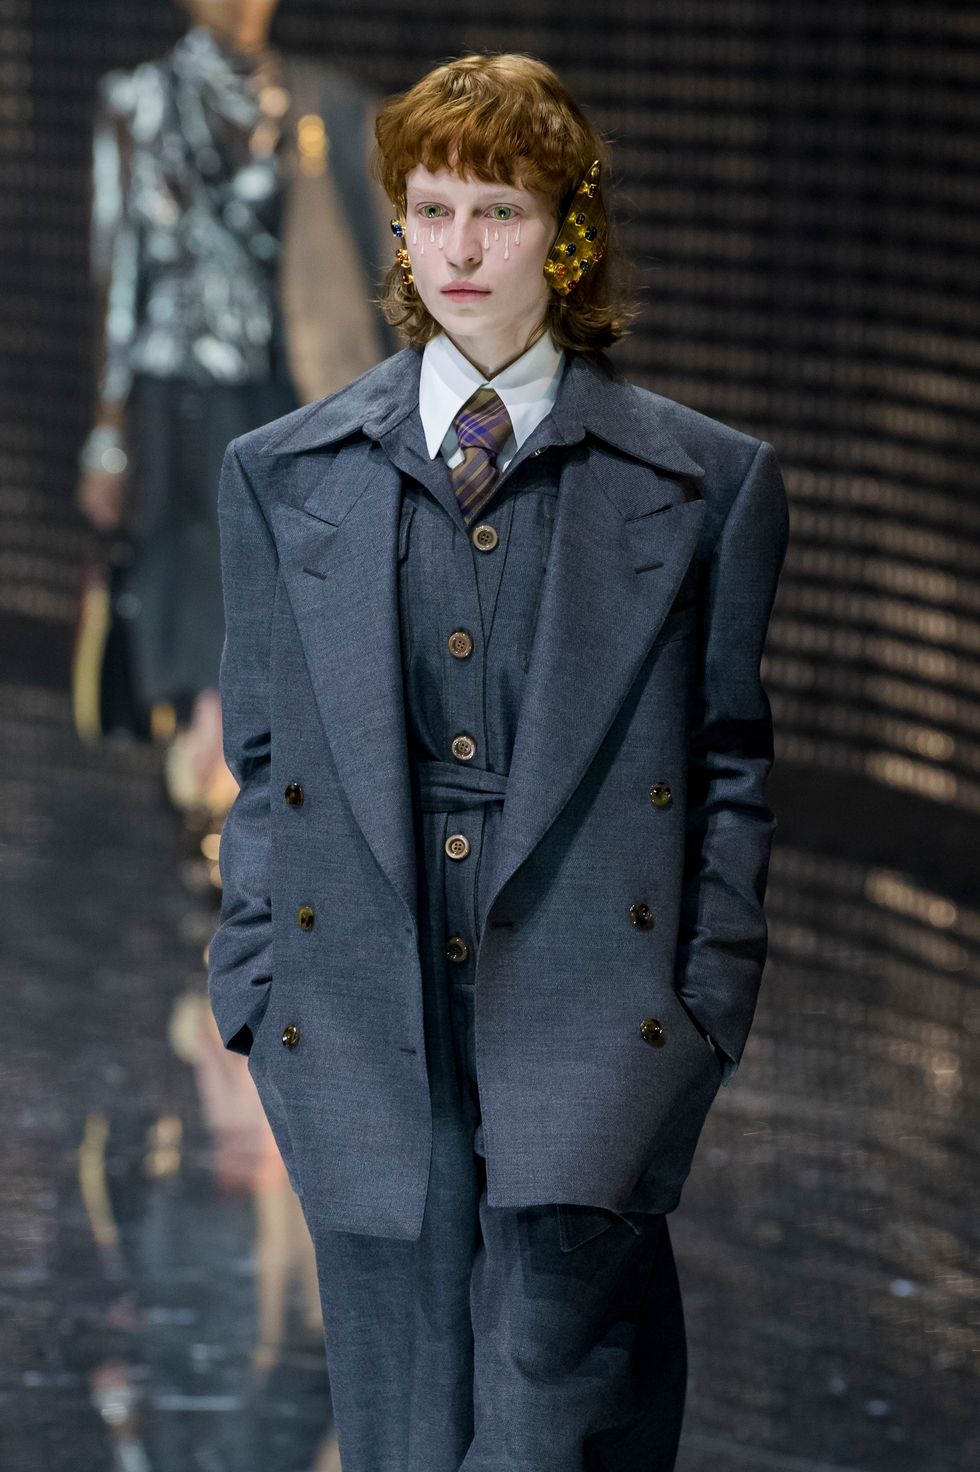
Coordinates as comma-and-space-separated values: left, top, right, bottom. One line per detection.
405, 187, 531, 204
406, 199, 528, 216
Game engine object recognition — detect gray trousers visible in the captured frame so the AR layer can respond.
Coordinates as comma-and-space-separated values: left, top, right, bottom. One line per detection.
310, 777, 688, 1470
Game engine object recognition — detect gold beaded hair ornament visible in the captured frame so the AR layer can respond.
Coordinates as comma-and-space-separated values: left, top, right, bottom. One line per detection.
389, 158, 607, 294
543, 159, 607, 296
390, 217, 413, 284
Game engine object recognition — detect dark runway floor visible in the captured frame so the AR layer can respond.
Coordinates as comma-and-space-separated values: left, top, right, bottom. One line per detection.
0, 677, 976, 1472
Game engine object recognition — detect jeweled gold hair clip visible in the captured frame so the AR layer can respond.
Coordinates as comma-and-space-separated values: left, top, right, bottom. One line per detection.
543, 160, 607, 296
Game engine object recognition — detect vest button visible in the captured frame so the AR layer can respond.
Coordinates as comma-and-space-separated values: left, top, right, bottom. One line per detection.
471, 523, 499, 552
284, 782, 304, 807
451, 733, 477, 761
297, 904, 315, 931
639, 1017, 664, 1046
445, 832, 471, 860
649, 782, 672, 808
281, 1024, 300, 1049
629, 902, 654, 929
448, 630, 474, 658
446, 935, 470, 963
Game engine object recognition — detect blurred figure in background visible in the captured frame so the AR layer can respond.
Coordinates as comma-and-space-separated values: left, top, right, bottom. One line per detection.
70, 16, 387, 1463
75, 0, 392, 824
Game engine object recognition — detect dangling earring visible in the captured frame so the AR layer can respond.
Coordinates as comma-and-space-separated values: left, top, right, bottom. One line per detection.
390, 218, 414, 287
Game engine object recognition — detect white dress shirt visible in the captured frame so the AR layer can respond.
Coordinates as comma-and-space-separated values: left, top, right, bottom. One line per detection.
418, 330, 566, 477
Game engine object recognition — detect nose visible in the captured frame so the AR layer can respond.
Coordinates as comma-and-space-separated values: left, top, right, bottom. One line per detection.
443, 213, 483, 268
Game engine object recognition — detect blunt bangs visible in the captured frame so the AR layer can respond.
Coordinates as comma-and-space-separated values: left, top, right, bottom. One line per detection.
372, 53, 636, 354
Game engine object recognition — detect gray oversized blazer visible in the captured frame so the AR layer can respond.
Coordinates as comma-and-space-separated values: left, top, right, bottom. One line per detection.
208, 345, 790, 1241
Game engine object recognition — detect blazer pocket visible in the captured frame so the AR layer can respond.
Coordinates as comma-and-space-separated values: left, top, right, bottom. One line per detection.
396, 499, 416, 658
521, 507, 553, 672
673, 990, 724, 1069
244, 987, 275, 1063
557, 1203, 642, 1253
397, 498, 416, 561
653, 602, 698, 647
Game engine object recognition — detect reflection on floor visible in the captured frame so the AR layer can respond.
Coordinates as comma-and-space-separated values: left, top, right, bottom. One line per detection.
0, 683, 975, 1472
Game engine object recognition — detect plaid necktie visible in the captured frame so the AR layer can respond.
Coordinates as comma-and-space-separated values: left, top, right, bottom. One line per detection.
449, 387, 514, 525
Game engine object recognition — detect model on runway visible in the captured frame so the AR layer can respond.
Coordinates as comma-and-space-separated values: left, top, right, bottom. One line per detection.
209, 50, 789, 1471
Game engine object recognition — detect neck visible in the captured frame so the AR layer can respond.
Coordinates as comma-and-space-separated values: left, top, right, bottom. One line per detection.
444, 319, 548, 381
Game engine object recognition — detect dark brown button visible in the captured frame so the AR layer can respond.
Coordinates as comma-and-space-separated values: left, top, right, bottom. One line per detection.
446, 935, 470, 964
471, 523, 498, 552
281, 1024, 300, 1049
629, 902, 654, 929
297, 904, 315, 931
448, 630, 473, 659
445, 833, 471, 860
639, 1017, 664, 1046
284, 782, 304, 807
451, 733, 477, 762
649, 782, 672, 808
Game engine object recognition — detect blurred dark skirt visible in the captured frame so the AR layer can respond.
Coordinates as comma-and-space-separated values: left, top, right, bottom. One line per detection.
124, 372, 298, 711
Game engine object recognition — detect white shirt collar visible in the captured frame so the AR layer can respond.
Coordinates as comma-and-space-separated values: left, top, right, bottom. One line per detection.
418, 330, 566, 461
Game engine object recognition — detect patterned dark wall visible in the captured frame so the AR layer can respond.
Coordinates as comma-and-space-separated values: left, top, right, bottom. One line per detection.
3, 0, 979, 818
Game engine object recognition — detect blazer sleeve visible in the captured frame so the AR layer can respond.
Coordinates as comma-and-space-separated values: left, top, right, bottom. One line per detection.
674, 439, 790, 1086
207, 441, 276, 1055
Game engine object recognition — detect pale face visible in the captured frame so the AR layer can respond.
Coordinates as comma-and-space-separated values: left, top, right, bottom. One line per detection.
403, 164, 559, 378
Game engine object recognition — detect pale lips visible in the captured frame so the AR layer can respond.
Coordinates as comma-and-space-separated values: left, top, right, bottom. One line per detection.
440, 283, 491, 297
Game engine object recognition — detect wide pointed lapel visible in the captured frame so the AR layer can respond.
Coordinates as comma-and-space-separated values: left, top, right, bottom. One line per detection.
267, 351, 425, 925
478, 355, 707, 932
264, 345, 708, 938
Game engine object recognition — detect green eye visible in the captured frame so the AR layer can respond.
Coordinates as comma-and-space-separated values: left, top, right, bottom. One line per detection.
489, 206, 515, 221
419, 204, 443, 219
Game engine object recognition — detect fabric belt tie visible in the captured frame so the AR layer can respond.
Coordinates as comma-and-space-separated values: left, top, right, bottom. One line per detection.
413, 759, 509, 813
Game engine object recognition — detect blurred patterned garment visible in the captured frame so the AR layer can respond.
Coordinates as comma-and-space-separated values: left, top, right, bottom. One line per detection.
95, 26, 292, 397
88, 26, 393, 709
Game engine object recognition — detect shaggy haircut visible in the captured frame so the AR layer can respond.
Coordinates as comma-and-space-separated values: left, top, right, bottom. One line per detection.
373, 52, 635, 353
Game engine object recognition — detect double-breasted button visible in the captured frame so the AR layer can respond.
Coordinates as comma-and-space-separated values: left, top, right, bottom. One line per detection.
448, 630, 473, 659
629, 902, 654, 929
281, 1024, 300, 1049
649, 782, 672, 808
471, 523, 499, 552
284, 782, 304, 808
639, 1017, 664, 1045
446, 935, 470, 964
451, 733, 477, 762
445, 833, 471, 860
297, 904, 315, 931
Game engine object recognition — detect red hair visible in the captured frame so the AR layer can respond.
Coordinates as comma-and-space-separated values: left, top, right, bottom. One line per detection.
372, 53, 634, 352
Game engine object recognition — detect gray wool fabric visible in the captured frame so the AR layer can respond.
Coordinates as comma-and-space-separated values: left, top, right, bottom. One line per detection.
311, 965, 688, 1471
209, 344, 790, 1246
209, 341, 790, 1468
312, 420, 689, 1470
397, 404, 560, 968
